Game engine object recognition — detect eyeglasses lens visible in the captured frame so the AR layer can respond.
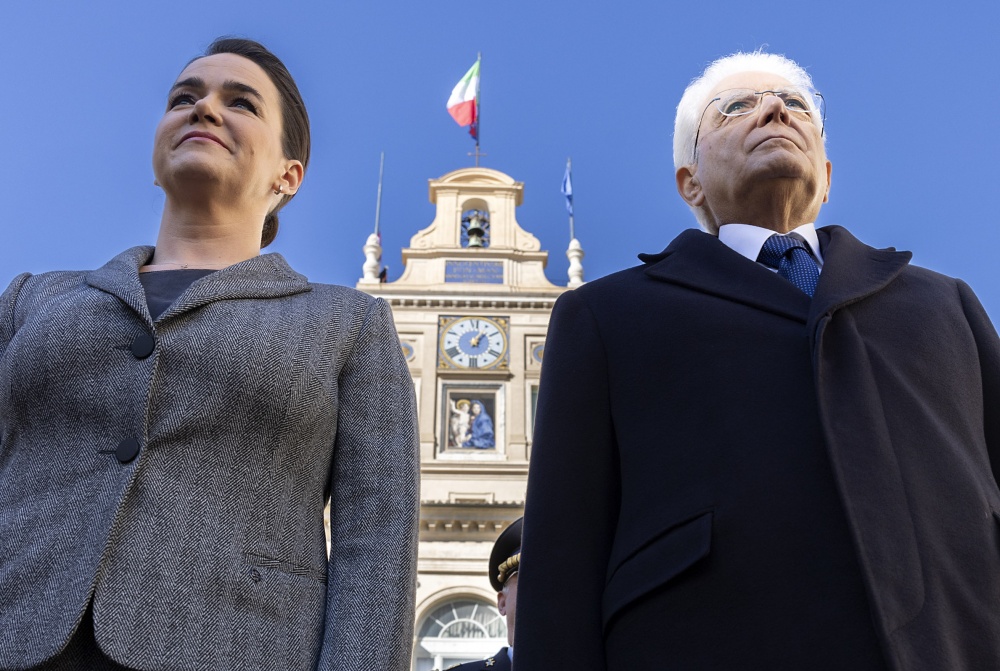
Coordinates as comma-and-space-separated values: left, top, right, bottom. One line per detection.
714, 89, 818, 117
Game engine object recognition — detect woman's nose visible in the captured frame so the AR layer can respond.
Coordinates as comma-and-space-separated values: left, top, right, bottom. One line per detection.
189, 95, 221, 125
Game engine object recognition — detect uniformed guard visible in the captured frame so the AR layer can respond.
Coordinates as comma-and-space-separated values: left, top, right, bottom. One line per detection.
446, 517, 522, 671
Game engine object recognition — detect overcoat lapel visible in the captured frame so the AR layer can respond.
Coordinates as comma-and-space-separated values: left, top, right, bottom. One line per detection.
85, 246, 312, 324
641, 228, 810, 322
809, 225, 925, 642
808, 225, 912, 338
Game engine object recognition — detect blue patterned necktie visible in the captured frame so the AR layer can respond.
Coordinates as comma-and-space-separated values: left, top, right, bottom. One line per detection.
757, 234, 820, 297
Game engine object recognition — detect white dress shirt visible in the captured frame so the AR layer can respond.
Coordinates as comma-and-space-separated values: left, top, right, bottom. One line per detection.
718, 223, 824, 272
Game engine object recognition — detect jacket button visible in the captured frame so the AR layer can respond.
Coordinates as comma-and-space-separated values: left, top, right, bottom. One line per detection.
130, 333, 155, 359
115, 438, 140, 464
250, 569, 262, 583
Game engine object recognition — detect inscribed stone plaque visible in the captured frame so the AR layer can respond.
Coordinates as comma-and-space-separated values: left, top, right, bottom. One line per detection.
445, 260, 504, 284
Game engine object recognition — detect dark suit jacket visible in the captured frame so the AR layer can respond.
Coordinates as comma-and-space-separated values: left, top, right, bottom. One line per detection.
0, 247, 420, 671
516, 227, 1000, 671
447, 647, 512, 671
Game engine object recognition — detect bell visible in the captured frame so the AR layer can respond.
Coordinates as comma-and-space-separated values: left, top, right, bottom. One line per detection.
465, 212, 487, 248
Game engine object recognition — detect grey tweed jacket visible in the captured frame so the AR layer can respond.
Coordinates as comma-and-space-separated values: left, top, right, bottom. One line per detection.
0, 247, 420, 671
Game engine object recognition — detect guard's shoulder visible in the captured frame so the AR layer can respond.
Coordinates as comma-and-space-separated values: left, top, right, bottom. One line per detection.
445, 653, 506, 670
445, 657, 492, 671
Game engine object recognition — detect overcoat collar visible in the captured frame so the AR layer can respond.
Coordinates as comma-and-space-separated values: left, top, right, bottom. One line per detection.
640, 229, 812, 323
640, 226, 911, 325
808, 225, 912, 326
85, 246, 312, 325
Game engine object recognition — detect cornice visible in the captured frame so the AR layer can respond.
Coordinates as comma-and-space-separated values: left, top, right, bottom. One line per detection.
374, 294, 561, 311
420, 462, 530, 476
419, 501, 525, 541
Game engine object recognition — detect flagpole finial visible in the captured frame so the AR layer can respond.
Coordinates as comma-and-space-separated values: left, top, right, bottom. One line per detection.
360, 232, 383, 285
567, 237, 585, 288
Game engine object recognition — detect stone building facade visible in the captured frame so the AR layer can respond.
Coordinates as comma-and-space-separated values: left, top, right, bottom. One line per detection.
357, 166, 582, 670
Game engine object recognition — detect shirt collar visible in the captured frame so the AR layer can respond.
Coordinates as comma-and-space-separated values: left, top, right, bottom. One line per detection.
718, 223, 824, 267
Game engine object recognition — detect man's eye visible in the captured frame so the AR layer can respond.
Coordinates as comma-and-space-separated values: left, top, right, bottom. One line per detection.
231, 97, 258, 114
169, 93, 196, 108
784, 98, 808, 111
722, 100, 753, 114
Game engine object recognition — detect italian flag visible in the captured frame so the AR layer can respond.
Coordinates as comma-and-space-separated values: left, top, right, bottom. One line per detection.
447, 59, 480, 131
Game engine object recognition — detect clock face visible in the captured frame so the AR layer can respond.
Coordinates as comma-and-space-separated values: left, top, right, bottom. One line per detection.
439, 316, 509, 370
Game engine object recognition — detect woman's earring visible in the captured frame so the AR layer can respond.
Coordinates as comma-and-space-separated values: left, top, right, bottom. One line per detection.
273, 186, 283, 196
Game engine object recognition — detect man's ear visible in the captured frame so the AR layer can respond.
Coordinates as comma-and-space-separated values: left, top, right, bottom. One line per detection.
676, 165, 704, 207
497, 591, 507, 616
822, 159, 832, 203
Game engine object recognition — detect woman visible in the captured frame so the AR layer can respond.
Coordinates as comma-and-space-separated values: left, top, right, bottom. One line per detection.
0, 38, 418, 671
463, 401, 495, 449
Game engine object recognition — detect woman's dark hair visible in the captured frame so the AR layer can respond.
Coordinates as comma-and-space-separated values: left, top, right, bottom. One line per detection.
202, 37, 311, 248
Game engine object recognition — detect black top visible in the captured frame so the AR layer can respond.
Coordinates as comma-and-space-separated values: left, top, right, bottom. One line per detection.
138, 269, 215, 319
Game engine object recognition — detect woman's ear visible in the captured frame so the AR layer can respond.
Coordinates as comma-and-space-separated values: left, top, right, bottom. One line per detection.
276, 160, 305, 196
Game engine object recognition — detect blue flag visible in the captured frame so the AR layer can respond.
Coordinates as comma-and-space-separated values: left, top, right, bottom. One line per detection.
561, 160, 573, 216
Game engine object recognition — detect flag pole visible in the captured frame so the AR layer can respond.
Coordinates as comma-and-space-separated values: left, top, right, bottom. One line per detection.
475, 52, 482, 166
374, 151, 385, 236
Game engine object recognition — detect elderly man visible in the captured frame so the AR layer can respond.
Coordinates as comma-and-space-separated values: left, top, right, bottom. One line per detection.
515, 51, 1000, 670
448, 518, 521, 671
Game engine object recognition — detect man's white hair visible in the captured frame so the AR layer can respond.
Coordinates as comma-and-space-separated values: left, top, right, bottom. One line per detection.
672, 51, 823, 233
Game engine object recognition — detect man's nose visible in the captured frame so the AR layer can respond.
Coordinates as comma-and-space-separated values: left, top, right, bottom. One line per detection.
189, 95, 221, 125
755, 93, 790, 127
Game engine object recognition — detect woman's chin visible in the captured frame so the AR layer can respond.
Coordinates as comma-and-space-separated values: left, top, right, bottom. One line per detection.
159, 164, 227, 195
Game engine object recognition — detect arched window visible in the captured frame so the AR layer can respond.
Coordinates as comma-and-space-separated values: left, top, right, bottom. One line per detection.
414, 598, 506, 670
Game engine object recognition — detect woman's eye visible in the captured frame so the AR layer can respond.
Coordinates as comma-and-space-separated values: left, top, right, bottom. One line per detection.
168, 93, 196, 108
231, 97, 258, 114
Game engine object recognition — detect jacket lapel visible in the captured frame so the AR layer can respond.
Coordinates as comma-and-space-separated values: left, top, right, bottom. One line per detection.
642, 229, 811, 323
85, 246, 156, 323
85, 247, 312, 324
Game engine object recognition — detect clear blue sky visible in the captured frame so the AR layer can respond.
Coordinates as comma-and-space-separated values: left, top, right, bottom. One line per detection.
2, 2, 997, 321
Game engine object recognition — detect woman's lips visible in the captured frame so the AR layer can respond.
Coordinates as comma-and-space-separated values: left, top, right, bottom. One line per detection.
178, 131, 228, 150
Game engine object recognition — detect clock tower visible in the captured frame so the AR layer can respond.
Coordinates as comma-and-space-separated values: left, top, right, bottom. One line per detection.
357, 166, 581, 669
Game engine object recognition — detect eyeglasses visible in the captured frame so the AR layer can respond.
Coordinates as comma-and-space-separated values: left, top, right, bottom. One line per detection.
692, 88, 826, 162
